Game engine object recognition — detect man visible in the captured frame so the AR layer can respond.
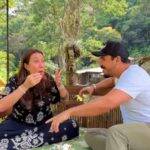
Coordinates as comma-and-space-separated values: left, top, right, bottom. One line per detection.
46, 41, 150, 150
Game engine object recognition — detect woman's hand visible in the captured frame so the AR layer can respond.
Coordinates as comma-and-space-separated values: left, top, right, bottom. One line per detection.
22, 73, 43, 90
54, 69, 62, 87
54, 69, 69, 99
45, 109, 71, 133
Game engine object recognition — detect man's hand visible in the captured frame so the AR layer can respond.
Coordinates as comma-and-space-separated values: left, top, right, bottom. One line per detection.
45, 109, 71, 133
23, 73, 43, 90
79, 85, 94, 96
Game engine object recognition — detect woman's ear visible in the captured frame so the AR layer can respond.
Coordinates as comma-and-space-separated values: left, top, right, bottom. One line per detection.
24, 63, 28, 71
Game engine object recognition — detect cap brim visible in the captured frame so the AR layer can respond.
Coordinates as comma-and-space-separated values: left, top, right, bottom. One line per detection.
91, 51, 106, 57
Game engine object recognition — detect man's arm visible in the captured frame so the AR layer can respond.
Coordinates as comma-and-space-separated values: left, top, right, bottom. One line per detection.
94, 77, 115, 90
46, 88, 132, 132
71, 89, 132, 117
79, 77, 115, 96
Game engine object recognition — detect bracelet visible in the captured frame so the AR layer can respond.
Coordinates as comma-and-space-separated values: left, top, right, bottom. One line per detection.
92, 84, 96, 91
18, 85, 27, 94
58, 85, 68, 99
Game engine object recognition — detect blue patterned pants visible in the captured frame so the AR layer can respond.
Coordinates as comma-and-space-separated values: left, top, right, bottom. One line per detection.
0, 118, 79, 150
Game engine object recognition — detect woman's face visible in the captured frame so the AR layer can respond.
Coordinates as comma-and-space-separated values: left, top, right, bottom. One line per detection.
25, 52, 45, 75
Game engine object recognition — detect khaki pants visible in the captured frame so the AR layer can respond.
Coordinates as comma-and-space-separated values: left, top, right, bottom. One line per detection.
85, 123, 150, 150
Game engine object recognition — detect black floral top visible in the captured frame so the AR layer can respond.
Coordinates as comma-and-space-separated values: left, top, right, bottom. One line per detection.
4, 75, 60, 125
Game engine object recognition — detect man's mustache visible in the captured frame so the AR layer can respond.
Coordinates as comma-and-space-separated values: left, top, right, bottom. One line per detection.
101, 65, 105, 69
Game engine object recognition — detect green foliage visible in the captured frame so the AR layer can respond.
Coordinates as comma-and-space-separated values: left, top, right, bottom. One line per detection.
82, 38, 102, 55
0, 51, 7, 82
129, 45, 150, 58
94, 27, 122, 42
100, 0, 128, 18
0, 0, 149, 81
0, 50, 16, 82
117, 0, 149, 50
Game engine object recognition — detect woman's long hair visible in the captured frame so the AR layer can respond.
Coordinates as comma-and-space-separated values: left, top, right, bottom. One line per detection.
17, 49, 55, 110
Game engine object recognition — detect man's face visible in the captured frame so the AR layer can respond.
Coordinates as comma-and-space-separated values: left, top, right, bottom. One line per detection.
99, 55, 117, 77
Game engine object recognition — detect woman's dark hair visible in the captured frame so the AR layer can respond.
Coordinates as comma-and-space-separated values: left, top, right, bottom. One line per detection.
17, 48, 56, 110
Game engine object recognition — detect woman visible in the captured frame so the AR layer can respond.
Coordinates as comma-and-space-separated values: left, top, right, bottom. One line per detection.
0, 49, 79, 150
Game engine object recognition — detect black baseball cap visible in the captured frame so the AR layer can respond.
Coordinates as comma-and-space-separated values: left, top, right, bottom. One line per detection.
92, 41, 129, 61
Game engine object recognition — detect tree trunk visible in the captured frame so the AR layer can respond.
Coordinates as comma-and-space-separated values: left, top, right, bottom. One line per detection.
60, 0, 82, 85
